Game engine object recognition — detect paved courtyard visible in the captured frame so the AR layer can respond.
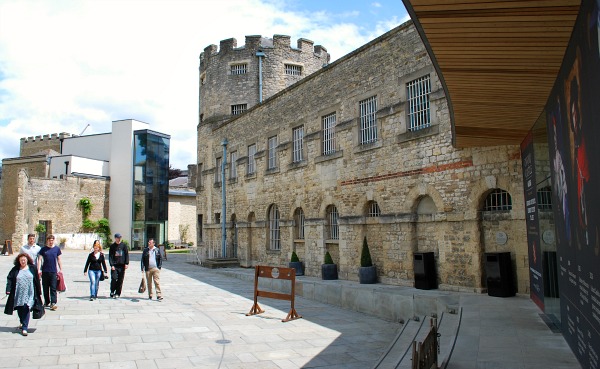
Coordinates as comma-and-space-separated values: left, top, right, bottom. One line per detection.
0, 250, 398, 368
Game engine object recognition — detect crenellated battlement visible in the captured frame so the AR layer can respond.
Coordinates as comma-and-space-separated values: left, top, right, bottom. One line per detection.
199, 34, 329, 124
19, 132, 73, 156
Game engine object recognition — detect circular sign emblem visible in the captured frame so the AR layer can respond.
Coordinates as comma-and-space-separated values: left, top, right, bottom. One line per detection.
542, 230, 555, 245
271, 267, 280, 279
496, 231, 508, 245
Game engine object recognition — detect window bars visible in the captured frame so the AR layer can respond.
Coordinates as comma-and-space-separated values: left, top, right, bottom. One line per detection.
368, 201, 381, 217
292, 126, 304, 163
537, 186, 553, 211
295, 208, 305, 239
268, 136, 277, 169
230, 63, 247, 75
327, 205, 339, 240
231, 104, 247, 116
407, 75, 431, 131
285, 64, 302, 76
359, 96, 377, 144
247, 144, 256, 175
229, 151, 237, 179
322, 112, 336, 155
483, 189, 512, 211
269, 205, 281, 250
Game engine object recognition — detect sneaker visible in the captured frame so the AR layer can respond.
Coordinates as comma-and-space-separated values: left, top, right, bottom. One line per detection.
50, 304, 57, 311
21, 330, 28, 336
44, 303, 50, 307
18, 324, 22, 329
112, 294, 117, 299
110, 293, 114, 298
148, 296, 153, 300
90, 297, 94, 301
157, 296, 163, 301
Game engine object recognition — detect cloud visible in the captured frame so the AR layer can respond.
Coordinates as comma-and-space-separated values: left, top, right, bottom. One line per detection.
0, 0, 405, 169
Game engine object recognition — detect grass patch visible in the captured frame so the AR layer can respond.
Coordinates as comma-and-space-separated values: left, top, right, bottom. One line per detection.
166, 249, 190, 254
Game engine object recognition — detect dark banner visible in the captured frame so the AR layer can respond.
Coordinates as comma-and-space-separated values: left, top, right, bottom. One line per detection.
521, 131, 544, 309
545, 1, 600, 368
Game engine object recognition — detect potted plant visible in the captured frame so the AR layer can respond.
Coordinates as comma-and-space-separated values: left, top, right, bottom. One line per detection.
359, 236, 377, 284
321, 251, 338, 280
288, 251, 304, 276
59, 237, 67, 249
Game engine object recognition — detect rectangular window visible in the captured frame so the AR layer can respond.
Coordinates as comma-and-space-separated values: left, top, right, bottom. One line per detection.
230, 63, 247, 75
247, 144, 256, 175
215, 157, 221, 183
285, 64, 302, 76
197, 214, 203, 242
229, 151, 237, 179
231, 104, 247, 116
196, 163, 203, 187
268, 136, 277, 170
407, 75, 431, 131
322, 113, 336, 155
359, 96, 377, 144
292, 126, 304, 163
328, 208, 339, 240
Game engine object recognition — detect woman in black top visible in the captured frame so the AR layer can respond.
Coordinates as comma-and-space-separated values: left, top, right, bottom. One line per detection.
83, 240, 108, 301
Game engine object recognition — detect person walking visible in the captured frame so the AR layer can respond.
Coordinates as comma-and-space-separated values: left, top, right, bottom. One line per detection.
20, 234, 41, 267
37, 234, 62, 310
5, 253, 43, 336
141, 238, 163, 301
83, 240, 108, 301
109, 233, 129, 299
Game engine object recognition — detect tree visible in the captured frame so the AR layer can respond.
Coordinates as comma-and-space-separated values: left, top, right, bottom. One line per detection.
168, 165, 183, 180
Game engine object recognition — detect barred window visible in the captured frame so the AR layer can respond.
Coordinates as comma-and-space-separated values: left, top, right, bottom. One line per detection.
326, 205, 339, 240
285, 64, 302, 76
359, 96, 377, 144
229, 151, 237, 179
322, 112, 336, 155
483, 189, 512, 211
537, 186, 553, 211
268, 204, 281, 250
294, 208, 305, 240
247, 144, 256, 175
215, 157, 222, 183
231, 104, 247, 116
230, 63, 247, 75
367, 201, 381, 217
407, 75, 431, 131
268, 136, 277, 169
292, 126, 304, 163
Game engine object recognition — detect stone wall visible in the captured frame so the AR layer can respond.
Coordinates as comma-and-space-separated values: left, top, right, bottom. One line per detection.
168, 193, 197, 245
20, 133, 72, 156
196, 21, 528, 293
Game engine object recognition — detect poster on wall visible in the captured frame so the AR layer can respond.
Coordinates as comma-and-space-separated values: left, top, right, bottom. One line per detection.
521, 131, 544, 309
545, 1, 600, 368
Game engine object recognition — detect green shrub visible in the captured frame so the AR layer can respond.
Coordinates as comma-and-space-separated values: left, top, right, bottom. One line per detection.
34, 223, 46, 233
361, 236, 373, 267
291, 251, 300, 262
324, 251, 334, 265
82, 219, 97, 232
78, 197, 93, 217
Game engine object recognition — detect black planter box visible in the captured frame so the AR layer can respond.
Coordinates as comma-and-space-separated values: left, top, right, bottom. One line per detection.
321, 264, 338, 280
288, 261, 304, 276
359, 266, 377, 284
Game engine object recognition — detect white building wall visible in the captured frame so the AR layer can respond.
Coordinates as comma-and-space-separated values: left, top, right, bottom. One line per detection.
62, 133, 112, 161
108, 119, 148, 244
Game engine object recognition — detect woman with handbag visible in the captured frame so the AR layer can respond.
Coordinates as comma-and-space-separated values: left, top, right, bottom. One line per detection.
5, 253, 43, 336
83, 240, 108, 301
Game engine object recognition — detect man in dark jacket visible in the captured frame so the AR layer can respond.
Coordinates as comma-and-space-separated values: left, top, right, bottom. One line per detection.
109, 233, 129, 299
141, 238, 163, 300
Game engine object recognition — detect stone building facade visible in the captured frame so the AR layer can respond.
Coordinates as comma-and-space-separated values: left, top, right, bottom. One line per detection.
195, 21, 529, 293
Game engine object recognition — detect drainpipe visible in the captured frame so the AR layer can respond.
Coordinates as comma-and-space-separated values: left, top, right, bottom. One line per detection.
256, 50, 265, 103
221, 138, 228, 258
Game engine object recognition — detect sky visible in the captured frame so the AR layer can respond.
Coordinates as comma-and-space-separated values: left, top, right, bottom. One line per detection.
0, 0, 409, 170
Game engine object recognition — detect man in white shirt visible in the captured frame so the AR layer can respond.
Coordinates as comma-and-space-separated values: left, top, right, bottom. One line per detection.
141, 238, 163, 301
20, 234, 41, 267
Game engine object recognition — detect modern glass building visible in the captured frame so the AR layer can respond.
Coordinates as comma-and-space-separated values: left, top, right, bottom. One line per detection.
132, 130, 170, 250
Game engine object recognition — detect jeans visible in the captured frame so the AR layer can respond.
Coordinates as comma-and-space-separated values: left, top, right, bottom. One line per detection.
41, 272, 57, 305
16, 305, 30, 330
88, 270, 102, 297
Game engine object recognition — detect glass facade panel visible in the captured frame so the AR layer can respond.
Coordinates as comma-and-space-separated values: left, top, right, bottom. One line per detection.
133, 130, 170, 249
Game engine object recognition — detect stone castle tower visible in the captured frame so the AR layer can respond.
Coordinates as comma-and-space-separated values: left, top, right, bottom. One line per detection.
199, 35, 330, 124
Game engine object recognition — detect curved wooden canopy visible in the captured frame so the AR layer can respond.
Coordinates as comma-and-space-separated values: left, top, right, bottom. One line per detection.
401, 0, 581, 147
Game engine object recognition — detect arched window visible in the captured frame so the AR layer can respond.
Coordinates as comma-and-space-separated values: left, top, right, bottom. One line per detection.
537, 186, 553, 211
268, 205, 281, 250
326, 205, 339, 240
294, 208, 305, 239
483, 189, 512, 211
367, 201, 381, 217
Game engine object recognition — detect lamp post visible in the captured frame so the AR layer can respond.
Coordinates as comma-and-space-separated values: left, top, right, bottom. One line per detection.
221, 138, 228, 258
